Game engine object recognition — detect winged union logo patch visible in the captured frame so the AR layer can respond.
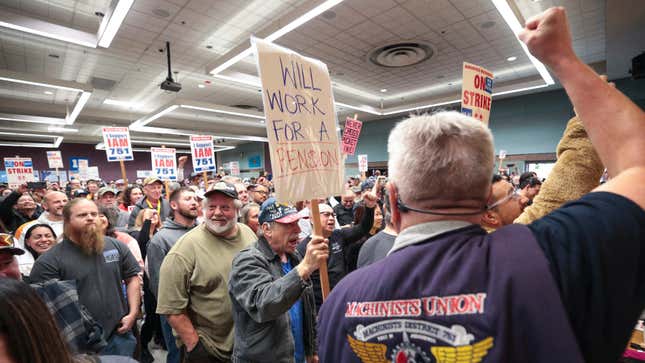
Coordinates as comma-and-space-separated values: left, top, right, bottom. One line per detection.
346, 319, 493, 363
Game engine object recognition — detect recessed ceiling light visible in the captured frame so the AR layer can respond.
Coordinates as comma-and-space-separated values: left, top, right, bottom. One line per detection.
198, 84, 205, 88
380, 88, 387, 93
507, 56, 517, 61
44, 91, 53, 95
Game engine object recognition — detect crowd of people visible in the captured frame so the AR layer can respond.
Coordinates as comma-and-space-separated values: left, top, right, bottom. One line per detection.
0, 7, 644, 363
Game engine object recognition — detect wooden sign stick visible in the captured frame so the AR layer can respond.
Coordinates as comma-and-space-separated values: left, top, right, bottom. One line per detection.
161, 145, 170, 200
310, 199, 330, 300
119, 160, 128, 186
203, 171, 208, 191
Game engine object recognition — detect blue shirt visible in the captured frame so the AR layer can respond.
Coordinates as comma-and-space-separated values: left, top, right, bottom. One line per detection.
282, 260, 305, 363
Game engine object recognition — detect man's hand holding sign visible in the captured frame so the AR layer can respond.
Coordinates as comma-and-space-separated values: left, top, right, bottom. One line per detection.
254, 37, 344, 300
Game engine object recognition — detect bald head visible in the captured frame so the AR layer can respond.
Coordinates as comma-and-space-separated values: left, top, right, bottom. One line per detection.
341, 189, 355, 209
42, 191, 68, 219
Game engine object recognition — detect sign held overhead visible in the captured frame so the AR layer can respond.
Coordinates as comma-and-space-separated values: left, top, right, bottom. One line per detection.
254, 37, 344, 202
341, 117, 362, 155
46, 151, 64, 169
151, 147, 177, 181
190, 135, 216, 172
4, 157, 34, 188
102, 127, 134, 161
461, 62, 494, 126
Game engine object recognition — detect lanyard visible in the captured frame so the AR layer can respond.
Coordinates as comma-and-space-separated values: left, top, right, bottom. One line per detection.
146, 199, 161, 214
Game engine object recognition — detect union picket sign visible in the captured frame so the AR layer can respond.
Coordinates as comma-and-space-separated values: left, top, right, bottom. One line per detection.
102, 127, 134, 162
190, 135, 216, 172
460, 62, 494, 126
150, 147, 177, 181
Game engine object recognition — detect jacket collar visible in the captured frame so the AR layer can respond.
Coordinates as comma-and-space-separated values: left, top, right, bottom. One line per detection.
257, 237, 300, 263
389, 221, 475, 255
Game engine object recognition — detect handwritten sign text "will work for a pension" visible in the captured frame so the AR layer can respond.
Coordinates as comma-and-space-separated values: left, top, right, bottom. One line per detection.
254, 38, 343, 202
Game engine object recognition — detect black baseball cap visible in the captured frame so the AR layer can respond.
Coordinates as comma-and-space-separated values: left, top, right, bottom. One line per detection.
204, 181, 238, 199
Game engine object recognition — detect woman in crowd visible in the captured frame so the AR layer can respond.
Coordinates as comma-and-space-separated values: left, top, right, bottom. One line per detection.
239, 202, 260, 234
344, 204, 384, 273
118, 186, 143, 212
13, 221, 56, 277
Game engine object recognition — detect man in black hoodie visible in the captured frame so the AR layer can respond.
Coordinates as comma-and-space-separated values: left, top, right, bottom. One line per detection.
147, 187, 199, 363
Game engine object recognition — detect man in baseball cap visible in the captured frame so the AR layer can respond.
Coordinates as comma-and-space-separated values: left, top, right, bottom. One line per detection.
228, 200, 327, 362
156, 181, 256, 362
127, 176, 170, 228
0, 233, 24, 280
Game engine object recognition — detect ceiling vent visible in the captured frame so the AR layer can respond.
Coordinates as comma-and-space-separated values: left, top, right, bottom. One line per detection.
91, 77, 117, 90
368, 41, 434, 68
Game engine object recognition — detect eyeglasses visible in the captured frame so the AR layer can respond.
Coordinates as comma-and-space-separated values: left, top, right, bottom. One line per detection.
255, 190, 268, 195
487, 189, 521, 210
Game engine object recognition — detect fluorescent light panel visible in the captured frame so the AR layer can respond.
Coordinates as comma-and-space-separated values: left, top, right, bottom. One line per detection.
48, 126, 79, 133
491, 0, 554, 85
0, 132, 63, 148
104, 98, 140, 108
97, 0, 134, 47
66, 91, 91, 124
209, 0, 344, 75
134, 105, 179, 127
0, 76, 83, 92
0, 19, 96, 48
179, 104, 265, 120
264, 0, 344, 42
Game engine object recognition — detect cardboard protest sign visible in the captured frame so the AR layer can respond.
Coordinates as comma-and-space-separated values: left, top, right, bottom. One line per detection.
341, 117, 362, 155
461, 62, 494, 126
102, 127, 134, 161
87, 166, 100, 181
4, 157, 34, 188
46, 151, 64, 169
151, 147, 177, 181
230, 161, 240, 176
190, 135, 216, 172
254, 37, 344, 202
358, 154, 368, 173
78, 159, 89, 180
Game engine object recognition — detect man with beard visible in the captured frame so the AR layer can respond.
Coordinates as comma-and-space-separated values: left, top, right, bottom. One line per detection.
157, 182, 256, 362
249, 183, 269, 205
147, 187, 199, 363
37, 190, 68, 239
228, 203, 326, 363
29, 198, 141, 357
128, 177, 171, 228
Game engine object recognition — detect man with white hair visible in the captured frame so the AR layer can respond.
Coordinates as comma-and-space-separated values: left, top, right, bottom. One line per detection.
37, 190, 68, 239
317, 7, 645, 363
156, 182, 256, 362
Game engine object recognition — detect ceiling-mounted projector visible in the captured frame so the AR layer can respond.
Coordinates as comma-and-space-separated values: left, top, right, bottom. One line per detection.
160, 41, 181, 92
